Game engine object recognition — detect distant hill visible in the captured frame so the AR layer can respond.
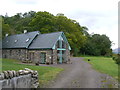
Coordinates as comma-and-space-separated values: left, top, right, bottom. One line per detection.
113, 48, 120, 54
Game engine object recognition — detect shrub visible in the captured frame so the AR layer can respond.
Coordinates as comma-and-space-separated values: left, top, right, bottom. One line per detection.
112, 56, 116, 60
113, 54, 120, 64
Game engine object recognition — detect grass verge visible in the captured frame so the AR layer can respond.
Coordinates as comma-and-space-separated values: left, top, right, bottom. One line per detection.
83, 56, 118, 80
1, 58, 63, 87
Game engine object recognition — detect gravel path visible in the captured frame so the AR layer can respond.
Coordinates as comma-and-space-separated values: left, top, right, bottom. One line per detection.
45, 57, 118, 88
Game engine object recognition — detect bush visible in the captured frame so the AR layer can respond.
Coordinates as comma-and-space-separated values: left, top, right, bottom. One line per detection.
112, 56, 117, 61
112, 57, 115, 60
112, 54, 120, 64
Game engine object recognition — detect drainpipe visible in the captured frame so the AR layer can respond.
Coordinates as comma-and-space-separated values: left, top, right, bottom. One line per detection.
59, 40, 62, 64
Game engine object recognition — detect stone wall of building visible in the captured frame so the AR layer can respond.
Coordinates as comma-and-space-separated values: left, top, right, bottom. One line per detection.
2, 49, 27, 61
0, 68, 39, 89
52, 50, 57, 64
2, 49, 53, 64
65, 49, 70, 63
28, 49, 53, 64
2, 48, 70, 64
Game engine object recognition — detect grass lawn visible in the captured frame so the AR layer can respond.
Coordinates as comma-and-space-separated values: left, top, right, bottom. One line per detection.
1, 58, 63, 87
83, 56, 118, 80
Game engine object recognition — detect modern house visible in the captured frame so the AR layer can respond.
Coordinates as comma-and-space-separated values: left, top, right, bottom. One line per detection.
2, 31, 71, 64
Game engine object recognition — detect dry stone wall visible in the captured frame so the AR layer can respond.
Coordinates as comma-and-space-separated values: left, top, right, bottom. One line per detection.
0, 68, 39, 89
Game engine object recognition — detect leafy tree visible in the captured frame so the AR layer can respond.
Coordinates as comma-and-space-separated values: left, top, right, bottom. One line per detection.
2, 18, 15, 38
29, 11, 55, 33
80, 34, 112, 56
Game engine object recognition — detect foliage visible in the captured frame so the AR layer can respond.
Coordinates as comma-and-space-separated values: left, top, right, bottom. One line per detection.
2, 19, 15, 38
112, 54, 120, 64
83, 56, 118, 79
1, 58, 63, 87
80, 34, 112, 56
29, 11, 55, 33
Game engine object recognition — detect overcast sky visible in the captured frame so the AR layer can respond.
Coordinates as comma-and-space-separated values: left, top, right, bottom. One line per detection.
0, 0, 118, 49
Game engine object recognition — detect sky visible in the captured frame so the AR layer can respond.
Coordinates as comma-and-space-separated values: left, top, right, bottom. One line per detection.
0, 0, 118, 49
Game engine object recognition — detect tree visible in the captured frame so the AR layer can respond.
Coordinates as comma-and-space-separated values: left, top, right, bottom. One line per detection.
92, 34, 112, 56
29, 11, 55, 33
80, 33, 112, 56
2, 18, 14, 38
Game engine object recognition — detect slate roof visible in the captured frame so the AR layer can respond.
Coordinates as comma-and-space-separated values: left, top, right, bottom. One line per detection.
2, 31, 63, 49
29, 32, 62, 49
2, 31, 39, 49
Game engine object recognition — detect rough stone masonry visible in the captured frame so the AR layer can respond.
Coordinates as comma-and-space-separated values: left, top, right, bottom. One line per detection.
0, 68, 39, 89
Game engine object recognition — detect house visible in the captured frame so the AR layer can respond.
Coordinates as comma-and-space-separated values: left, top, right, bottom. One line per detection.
2, 31, 71, 64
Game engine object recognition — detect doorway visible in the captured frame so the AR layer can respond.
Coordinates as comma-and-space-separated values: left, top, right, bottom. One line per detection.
40, 52, 46, 64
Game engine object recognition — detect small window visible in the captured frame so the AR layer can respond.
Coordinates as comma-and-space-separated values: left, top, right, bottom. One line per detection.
14, 40, 18, 43
26, 38, 30, 42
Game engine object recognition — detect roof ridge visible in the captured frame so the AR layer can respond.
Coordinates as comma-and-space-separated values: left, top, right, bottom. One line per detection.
41, 31, 63, 35
5, 31, 40, 37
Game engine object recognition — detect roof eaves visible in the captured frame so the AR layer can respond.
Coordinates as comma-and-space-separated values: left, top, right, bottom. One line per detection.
28, 48, 52, 50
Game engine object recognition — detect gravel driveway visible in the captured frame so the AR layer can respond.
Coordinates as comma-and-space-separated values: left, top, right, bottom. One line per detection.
45, 57, 118, 88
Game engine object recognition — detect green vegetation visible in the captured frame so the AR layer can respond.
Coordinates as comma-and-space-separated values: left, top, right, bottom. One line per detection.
112, 54, 120, 65
1, 11, 112, 56
83, 56, 118, 80
80, 34, 112, 56
1, 58, 63, 87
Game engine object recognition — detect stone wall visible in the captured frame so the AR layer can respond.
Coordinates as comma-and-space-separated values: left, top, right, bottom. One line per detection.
65, 49, 70, 63
52, 50, 57, 64
28, 49, 53, 64
2, 48, 70, 64
2, 49, 53, 64
2, 49, 27, 61
0, 68, 39, 89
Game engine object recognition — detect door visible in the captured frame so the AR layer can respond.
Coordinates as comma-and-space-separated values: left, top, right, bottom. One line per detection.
40, 52, 46, 64
57, 50, 62, 64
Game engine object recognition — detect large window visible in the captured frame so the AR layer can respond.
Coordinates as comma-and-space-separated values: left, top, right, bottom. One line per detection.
62, 41, 66, 48
57, 40, 60, 48
57, 50, 60, 54
57, 40, 66, 48
57, 50, 65, 54
62, 50, 65, 54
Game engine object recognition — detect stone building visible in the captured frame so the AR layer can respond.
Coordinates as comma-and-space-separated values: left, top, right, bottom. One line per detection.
2, 31, 71, 64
